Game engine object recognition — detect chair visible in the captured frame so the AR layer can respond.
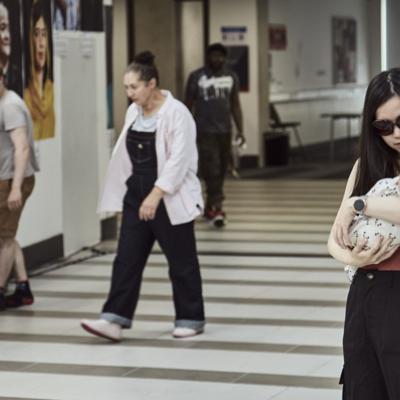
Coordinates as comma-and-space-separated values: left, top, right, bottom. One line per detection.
269, 103, 306, 160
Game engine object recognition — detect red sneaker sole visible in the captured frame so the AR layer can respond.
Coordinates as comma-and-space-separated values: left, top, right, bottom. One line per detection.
5, 298, 34, 308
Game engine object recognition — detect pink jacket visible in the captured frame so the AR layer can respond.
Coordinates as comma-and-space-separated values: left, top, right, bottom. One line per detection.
97, 91, 204, 225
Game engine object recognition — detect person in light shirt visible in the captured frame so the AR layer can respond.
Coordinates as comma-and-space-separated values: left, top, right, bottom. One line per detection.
0, 63, 39, 311
81, 51, 206, 342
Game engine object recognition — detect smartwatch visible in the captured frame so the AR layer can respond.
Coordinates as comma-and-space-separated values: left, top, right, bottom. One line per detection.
353, 197, 367, 214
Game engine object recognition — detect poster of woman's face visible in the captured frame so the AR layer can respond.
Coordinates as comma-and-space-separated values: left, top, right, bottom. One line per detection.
23, 0, 55, 141
0, 0, 23, 95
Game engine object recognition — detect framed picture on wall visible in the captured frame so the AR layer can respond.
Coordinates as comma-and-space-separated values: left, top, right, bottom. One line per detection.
332, 17, 357, 84
269, 24, 287, 51
225, 45, 249, 92
0, 0, 23, 95
52, 0, 80, 30
23, 0, 55, 141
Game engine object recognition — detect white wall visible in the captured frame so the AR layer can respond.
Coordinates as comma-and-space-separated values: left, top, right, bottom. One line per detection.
269, 0, 370, 146
57, 32, 108, 255
209, 0, 261, 155
181, 2, 204, 90
269, 0, 369, 93
387, 0, 400, 69
17, 31, 109, 258
367, 0, 381, 77
17, 129, 63, 247
112, 0, 128, 133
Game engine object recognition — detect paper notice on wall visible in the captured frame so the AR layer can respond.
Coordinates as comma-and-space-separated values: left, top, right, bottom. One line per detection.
221, 26, 247, 42
81, 34, 94, 58
53, 32, 68, 58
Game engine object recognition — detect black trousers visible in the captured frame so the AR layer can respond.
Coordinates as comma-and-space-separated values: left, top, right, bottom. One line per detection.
197, 132, 231, 210
101, 174, 205, 329
341, 269, 400, 399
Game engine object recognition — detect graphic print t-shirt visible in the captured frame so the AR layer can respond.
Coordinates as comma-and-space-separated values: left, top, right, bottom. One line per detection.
186, 67, 239, 134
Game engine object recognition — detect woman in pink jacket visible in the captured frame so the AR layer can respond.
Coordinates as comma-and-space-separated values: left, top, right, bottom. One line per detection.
81, 51, 205, 341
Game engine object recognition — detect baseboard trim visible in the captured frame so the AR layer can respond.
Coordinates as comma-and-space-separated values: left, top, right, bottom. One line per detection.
101, 215, 118, 240
23, 234, 64, 272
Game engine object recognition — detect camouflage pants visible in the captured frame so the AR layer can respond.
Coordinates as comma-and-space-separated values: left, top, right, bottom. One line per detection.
197, 132, 231, 210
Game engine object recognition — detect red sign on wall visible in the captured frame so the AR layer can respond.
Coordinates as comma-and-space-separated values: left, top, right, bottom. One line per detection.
269, 24, 287, 50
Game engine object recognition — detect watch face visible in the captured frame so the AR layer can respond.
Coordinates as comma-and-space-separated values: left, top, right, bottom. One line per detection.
354, 199, 365, 212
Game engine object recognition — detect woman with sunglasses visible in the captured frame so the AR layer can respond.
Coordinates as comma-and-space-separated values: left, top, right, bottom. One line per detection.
327, 68, 400, 399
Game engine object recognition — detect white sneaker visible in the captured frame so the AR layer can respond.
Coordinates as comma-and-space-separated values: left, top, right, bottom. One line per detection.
80, 319, 122, 342
172, 327, 203, 339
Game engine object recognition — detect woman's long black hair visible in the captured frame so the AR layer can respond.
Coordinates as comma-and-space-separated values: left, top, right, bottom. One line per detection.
351, 68, 400, 196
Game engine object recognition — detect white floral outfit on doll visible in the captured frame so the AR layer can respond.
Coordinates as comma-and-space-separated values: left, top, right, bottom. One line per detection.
345, 176, 400, 282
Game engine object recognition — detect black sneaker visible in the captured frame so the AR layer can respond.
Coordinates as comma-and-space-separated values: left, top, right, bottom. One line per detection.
0, 294, 5, 311
5, 284, 34, 308
212, 210, 226, 228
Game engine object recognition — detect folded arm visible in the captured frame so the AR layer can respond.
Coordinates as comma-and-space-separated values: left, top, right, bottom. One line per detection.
327, 159, 399, 266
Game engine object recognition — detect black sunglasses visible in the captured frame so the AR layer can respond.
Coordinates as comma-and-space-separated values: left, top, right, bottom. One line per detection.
372, 115, 400, 136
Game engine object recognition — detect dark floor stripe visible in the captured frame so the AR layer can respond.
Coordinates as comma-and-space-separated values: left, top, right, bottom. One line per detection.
196, 216, 332, 223
0, 361, 340, 389
191, 251, 331, 258
224, 203, 339, 208
108, 250, 331, 258
215, 209, 337, 216
38, 274, 348, 288
87, 247, 332, 258
0, 333, 342, 355
195, 226, 331, 233
200, 219, 332, 225
224, 189, 342, 194
1, 310, 344, 328
33, 290, 347, 307
195, 237, 328, 244
0, 398, 50, 400
84, 260, 341, 272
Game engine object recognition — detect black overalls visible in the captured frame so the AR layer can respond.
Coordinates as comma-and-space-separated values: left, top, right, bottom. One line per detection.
101, 128, 205, 330
341, 268, 400, 399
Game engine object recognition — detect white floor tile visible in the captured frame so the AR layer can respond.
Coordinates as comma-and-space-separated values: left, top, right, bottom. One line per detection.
0, 341, 342, 377
0, 179, 349, 399
0, 372, 285, 400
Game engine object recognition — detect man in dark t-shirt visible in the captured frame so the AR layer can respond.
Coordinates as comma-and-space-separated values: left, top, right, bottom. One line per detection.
185, 43, 245, 227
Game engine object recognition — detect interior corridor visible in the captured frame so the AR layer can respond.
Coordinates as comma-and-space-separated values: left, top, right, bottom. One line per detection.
0, 178, 346, 400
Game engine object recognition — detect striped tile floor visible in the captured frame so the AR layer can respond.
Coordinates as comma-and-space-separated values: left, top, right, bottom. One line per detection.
0, 179, 348, 400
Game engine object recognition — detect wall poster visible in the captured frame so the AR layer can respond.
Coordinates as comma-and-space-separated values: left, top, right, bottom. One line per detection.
269, 24, 287, 51
332, 17, 357, 84
0, 0, 23, 95
23, 0, 55, 141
